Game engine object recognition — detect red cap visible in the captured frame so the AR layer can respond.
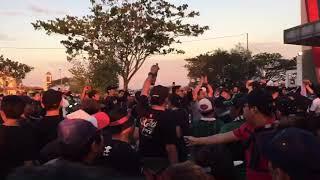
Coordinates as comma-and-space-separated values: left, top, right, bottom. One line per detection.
92, 112, 110, 129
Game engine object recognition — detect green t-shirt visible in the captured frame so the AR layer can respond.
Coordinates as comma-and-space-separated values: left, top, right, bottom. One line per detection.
192, 118, 224, 137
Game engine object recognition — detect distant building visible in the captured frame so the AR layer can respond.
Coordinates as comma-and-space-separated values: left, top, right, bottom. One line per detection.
44, 72, 53, 90
0, 76, 18, 95
284, 0, 320, 83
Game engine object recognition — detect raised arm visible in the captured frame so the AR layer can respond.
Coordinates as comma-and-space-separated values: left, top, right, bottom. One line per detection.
141, 64, 160, 97
204, 76, 214, 98
80, 86, 91, 101
193, 77, 204, 101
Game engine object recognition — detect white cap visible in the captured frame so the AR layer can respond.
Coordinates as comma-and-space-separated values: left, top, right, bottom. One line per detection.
198, 98, 213, 113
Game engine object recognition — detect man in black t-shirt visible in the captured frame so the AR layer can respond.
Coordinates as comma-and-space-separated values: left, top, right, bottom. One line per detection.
36, 89, 63, 150
104, 86, 128, 122
136, 65, 178, 176
0, 95, 37, 179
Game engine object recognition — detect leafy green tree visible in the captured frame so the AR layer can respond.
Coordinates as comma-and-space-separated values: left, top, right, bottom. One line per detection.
252, 52, 296, 80
185, 45, 296, 87
185, 45, 254, 86
32, 0, 209, 90
0, 55, 34, 85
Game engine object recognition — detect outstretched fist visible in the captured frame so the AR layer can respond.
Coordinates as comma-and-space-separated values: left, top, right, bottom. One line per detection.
184, 136, 200, 147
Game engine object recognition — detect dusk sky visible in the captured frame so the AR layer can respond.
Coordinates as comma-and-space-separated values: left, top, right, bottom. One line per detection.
0, 0, 302, 89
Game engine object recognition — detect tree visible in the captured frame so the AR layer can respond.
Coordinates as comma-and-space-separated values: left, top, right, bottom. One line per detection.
185, 45, 254, 87
185, 45, 296, 87
0, 55, 34, 85
32, 0, 209, 90
252, 52, 296, 80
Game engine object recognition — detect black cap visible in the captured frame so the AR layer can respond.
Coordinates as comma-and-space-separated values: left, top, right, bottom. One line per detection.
151, 85, 169, 99
257, 128, 320, 179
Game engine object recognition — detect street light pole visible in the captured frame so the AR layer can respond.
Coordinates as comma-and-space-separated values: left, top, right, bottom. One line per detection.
59, 68, 62, 88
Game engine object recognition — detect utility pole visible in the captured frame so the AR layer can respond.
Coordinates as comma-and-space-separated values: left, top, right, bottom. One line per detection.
59, 68, 62, 88
246, 33, 249, 52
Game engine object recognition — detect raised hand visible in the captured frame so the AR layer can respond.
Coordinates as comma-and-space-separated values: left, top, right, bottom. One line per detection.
204, 76, 208, 84
150, 64, 160, 74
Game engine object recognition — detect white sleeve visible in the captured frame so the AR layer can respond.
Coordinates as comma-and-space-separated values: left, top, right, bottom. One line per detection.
310, 100, 318, 112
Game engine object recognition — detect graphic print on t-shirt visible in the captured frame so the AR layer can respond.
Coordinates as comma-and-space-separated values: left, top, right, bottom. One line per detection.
140, 114, 157, 138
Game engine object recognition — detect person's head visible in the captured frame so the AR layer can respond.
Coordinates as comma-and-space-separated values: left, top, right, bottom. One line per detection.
232, 86, 239, 94
258, 128, 320, 180
134, 91, 141, 102
246, 80, 261, 92
198, 98, 214, 117
118, 90, 125, 98
42, 89, 63, 111
169, 95, 182, 108
32, 92, 41, 102
0, 95, 26, 120
106, 86, 118, 96
163, 161, 213, 180
150, 85, 170, 106
87, 90, 100, 101
267, 86, 280, 100
81, 99, 100, 115
193, 145, 236, 180
58, 119, 104, 163
230, 96, 246, 119
243, 89, 273, 126
220, 89, 231, 100
19, 96, 34, 119
172, 85, 184, 98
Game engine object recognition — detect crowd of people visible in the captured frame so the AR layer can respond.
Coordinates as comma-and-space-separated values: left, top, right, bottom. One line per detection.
0, 64, 320, 180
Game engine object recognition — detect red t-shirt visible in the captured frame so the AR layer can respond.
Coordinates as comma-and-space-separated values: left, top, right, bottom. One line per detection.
233, 120, 274, 180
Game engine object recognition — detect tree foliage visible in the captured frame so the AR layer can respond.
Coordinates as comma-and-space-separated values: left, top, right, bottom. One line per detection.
0, 55, 34, 82
185, 45, 296, 87
251, 52, 297, 80
32, 0, 209, 90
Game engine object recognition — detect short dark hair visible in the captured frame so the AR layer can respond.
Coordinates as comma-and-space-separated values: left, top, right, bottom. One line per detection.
81, 99, 100, 115
60, 131, 102, 162
42, 89, 62, 110
247, 89, 273, 116
1, 95, 26, 119
87, 90, 99, 99
172, 85, 181, 94
164, 161, 212, 180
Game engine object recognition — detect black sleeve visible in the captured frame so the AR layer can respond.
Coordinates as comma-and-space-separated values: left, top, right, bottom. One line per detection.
160, 112, 178, 145
136, 95, 150, 117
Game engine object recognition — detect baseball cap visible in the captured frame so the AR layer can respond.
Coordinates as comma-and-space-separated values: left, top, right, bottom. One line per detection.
198, 98, 213, 113
150, 85, 169, 104
257, 128, 320, 179
92, 112, 110, 130
42, 89, 63, 109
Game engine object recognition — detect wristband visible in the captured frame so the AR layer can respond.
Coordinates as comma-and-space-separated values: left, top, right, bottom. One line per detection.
148, 72, 157, 77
